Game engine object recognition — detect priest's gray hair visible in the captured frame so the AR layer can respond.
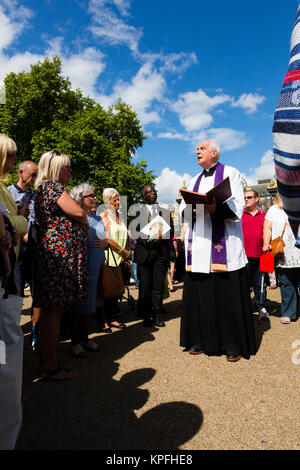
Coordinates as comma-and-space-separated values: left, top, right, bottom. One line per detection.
103, 187, 119, 205
70, 182, 95, 203
209, 141, 220, 160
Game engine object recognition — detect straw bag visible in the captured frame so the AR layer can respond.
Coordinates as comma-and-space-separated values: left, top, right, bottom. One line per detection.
98, 246, 124, 299
270, 222, 287, 259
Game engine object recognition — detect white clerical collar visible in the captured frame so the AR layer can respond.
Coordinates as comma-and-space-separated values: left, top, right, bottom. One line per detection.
203, 163, 218, 177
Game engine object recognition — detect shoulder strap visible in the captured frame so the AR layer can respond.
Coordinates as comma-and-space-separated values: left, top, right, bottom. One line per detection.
107, 244, 118, 266
280, 222, 287, 240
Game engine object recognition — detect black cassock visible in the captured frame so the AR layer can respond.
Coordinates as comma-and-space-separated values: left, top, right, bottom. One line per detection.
180, 267, 257, 359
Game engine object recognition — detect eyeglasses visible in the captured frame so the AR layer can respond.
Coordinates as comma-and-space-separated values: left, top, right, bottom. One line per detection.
244, 196, 255, 200
83, 193, 97, 199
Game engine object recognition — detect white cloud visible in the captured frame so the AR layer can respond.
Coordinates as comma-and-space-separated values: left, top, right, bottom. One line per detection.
154, 167, 192, 205
97, 62, 166, 125
157, 131, 188, 140
171, 88, 233, 132
46, 38, 106, 98
0, 1, 33, 51
157, 126, 248, 154
0, 51, 45, 84
88, 0, 142, 53
140, 51, 198, 75
193, 128, 249, 151
231, 92, 265, 114
242, 150, 275, 185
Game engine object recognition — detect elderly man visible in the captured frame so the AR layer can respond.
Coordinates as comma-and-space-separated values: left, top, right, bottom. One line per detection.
242, 189, 269, 319
179, 140, 256, 362
133, 185, 174, 327
8, 160, 37, 296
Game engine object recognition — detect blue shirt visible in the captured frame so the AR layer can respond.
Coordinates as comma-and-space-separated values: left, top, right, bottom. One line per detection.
7, 183, 36, 225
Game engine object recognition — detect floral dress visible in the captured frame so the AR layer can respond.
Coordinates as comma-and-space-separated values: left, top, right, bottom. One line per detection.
33, 180, 88, 307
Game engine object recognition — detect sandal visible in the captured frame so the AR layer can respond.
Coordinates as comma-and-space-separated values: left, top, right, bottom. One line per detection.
280, 317, 291, 324
41, 366, 77, 381
80, 339, 101, 352
70, 343, 88, 357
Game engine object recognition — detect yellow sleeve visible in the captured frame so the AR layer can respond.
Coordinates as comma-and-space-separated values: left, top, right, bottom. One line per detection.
0, 183, 28, 236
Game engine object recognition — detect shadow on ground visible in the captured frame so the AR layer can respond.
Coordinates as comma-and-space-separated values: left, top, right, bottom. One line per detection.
16, 316, 203, 450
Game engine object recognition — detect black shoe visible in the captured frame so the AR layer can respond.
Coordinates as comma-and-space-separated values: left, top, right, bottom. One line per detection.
110, 323, 126, 330
155, 314, 165, 327
188, 345, 204, 355
102, 327, 112, 333
226, 351, 241, 362
142, 317, 154, 327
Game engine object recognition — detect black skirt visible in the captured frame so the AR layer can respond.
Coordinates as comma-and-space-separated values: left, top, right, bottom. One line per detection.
180, 267, 257, 359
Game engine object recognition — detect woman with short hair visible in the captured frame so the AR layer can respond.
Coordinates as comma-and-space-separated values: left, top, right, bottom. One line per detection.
99, 188, 130, 331
68, 183, 107, 357
33, 150, 89, 380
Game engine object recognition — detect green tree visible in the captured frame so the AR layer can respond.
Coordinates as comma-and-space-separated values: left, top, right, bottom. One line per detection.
0, 56, 154, 204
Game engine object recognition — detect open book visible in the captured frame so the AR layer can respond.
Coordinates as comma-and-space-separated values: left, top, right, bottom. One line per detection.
180, 176, 232, 205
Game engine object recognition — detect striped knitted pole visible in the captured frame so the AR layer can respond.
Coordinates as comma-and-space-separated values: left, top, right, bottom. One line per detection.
273, 3, 300, 246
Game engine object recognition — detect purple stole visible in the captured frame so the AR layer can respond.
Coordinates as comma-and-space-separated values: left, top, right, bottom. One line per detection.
186, 162, 227, 272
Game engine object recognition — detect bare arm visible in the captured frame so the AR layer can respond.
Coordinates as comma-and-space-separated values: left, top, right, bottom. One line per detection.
262, 219, 272, 252
101, 210, 131, 259
57, 190, 88, 225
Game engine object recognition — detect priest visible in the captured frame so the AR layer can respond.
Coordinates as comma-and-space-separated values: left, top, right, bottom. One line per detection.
179, 140, 257, 362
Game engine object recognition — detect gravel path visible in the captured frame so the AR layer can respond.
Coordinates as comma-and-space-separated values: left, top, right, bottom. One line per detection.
16, 284, 300, 450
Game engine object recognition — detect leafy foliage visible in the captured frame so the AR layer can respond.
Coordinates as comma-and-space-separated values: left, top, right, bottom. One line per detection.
0, 56, 154, 204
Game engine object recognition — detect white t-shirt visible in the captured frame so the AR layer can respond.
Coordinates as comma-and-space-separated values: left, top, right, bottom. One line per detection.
265, 205, 300, 268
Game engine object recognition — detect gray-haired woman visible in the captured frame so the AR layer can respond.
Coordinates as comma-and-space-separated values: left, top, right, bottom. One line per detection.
99, 188, 130, 332
68, 183, 108, 357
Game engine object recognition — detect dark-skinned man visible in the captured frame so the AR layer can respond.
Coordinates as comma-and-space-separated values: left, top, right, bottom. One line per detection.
133, 185, 174, 328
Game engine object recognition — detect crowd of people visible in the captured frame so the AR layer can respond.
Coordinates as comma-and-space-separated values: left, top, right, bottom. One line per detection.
0, 133, 299, 447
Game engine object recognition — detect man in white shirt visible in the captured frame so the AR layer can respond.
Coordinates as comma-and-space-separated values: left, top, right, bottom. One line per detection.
179, 140, 257, 362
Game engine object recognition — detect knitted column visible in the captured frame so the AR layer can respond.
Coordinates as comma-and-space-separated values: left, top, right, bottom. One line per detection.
273, 4, 300, 246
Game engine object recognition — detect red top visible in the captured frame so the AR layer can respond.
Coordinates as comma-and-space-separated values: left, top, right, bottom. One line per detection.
242, 209, 266, 258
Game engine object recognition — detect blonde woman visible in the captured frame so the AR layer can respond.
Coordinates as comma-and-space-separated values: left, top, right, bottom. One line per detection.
99, 188, 130, 331
0, 134, 28, 259
33, 150, 88, 380
263, 193, 300, 324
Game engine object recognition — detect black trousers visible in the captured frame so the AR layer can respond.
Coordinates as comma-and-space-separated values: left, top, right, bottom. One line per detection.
138, 253, 167, 318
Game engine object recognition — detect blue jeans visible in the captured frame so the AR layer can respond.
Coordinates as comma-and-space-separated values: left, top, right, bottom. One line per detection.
276, 267, 300, 320
132, 262, 139, 285
246, 258, 267, 310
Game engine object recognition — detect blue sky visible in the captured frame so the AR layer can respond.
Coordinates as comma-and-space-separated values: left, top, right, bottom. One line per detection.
0, 0, 299, 203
